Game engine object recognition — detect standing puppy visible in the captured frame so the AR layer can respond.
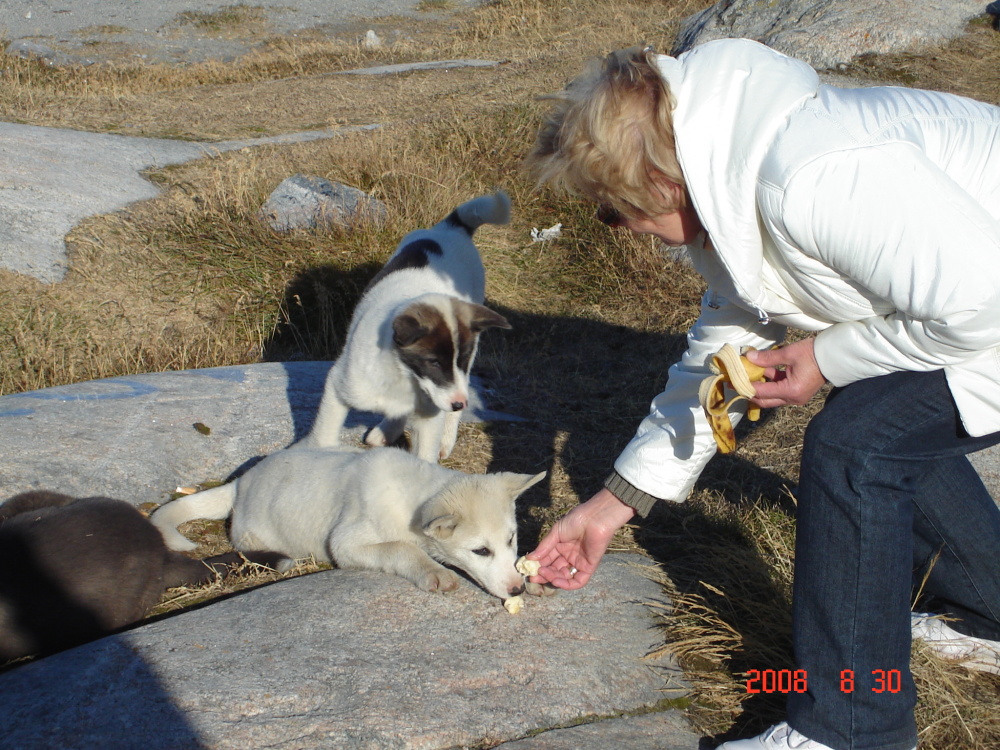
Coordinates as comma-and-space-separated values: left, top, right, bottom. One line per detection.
302, 191, 512, 462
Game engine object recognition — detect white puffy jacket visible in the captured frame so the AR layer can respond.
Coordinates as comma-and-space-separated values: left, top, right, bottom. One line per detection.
611, 39, 1000, 512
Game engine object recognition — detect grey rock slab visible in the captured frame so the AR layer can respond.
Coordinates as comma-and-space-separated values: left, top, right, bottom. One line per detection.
0, 121, 206, 282
0, 553, 688, 750
0, 121, 369, 283
674, 0, 987, 70
0, 361, 519, 507
494, 710, 701, 749
970, 449, 1000, 501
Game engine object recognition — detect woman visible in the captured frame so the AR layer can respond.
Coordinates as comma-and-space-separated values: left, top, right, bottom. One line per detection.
523, 40, 1000, 750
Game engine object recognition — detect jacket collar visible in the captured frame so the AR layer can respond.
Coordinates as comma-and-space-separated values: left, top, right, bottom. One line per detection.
655, 40, 819, 311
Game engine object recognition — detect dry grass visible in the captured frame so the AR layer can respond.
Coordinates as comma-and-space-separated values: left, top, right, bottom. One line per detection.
1, 0, 999, 745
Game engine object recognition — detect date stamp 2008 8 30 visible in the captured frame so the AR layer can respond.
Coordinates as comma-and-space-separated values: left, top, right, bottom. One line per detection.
744, 669, 903, 694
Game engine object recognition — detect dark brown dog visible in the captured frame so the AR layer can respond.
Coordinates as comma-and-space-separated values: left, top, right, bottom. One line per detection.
0, 490, 280, 660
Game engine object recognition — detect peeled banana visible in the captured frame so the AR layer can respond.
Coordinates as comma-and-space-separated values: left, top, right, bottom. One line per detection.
698, 344, 768, 454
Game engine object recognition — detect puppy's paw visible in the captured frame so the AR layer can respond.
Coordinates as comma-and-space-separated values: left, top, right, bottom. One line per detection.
364, 426, 390, 447
525, 580, 558, 597
418, 567, 460, 593
437, 430, 458, 461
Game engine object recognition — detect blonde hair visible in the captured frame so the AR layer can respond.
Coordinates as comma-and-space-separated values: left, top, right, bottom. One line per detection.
524, 46, 684, 218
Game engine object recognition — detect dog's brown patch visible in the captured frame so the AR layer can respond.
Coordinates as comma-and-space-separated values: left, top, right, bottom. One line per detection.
393, 301, 456, 388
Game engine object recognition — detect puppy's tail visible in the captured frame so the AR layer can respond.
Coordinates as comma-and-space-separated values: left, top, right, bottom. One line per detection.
150, 483, 237, 552
448, 191, 511, 234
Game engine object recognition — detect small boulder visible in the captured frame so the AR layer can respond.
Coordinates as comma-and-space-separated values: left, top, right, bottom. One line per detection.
5, 39, 85, 67
258, 174, 387, 232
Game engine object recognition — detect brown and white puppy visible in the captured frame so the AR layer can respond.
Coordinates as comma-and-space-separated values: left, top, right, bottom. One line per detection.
302, 192, 511, 462
0, 490, 281, 661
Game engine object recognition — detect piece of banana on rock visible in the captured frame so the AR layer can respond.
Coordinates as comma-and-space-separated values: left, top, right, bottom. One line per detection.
503, 595, 524, 614
698, 343, 768, 454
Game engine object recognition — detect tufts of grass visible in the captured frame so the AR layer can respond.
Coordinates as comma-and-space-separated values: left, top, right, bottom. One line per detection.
417, 0, 454, 11
846, 19, 1000, 105
176, 5, 268, 31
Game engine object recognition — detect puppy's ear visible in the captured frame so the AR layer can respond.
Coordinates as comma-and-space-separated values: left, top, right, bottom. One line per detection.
392, 311, 430, 348
423, 513, 459, 540
499, 471, 547, 500
458, 302, 511, 333
418, 495, 461, 539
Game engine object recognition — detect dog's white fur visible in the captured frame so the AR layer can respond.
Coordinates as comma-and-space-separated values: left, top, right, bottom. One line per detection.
301, 192, 511, 462
151, 446, 546, 599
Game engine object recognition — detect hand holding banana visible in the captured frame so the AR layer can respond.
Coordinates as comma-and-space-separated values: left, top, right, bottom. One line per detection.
746, 338, 826, 408
699, 338, 826, 453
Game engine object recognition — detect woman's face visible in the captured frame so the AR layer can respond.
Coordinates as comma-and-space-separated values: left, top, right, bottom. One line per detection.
597, 203, 704, 246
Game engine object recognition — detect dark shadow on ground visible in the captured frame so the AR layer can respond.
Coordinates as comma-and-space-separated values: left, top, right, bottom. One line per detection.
0, 637, 209, 749
472, 302, 800, 743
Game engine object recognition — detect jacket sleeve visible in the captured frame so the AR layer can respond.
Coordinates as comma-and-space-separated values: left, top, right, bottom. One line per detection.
611, 286, 786, 512
775, 143, 1000, 387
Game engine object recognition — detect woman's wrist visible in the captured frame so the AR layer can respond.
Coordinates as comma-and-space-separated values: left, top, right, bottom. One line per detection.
603, 471, 658, 517
588, 487, 637, 531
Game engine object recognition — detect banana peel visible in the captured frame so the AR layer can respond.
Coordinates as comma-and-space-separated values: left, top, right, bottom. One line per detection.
698, 344, 768, 454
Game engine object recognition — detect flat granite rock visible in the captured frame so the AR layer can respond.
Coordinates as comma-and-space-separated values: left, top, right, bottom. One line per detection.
674, 0, 986, 70
494, 711, 701, 749
0, 553, 687, 750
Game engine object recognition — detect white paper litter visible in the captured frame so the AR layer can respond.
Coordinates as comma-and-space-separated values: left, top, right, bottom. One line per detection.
530, 223, 562, 242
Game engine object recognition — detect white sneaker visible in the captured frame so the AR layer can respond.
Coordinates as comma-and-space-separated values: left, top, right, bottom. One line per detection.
911, 612, 1000, 674
717, 722, 915, 750
716, 722, 834, 749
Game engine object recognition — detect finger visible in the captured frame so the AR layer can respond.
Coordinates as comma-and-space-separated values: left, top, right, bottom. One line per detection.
531, 568, 569, 588
529, 553, 564, 578
540, 573, 585, 590
746, 347, 784, 367
532, 557, 570, 580
752, 397, 791, 409
551, 568, 591, 590
753, 378, 795, 399
537, 559, 590, 588
529, 531, 561, 562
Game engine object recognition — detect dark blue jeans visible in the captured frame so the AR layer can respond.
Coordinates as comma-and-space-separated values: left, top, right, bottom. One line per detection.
786, 370, 1000, 750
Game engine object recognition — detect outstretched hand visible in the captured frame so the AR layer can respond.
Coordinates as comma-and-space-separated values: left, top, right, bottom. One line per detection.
746, 337, 827, 408
525, 488, 636, 590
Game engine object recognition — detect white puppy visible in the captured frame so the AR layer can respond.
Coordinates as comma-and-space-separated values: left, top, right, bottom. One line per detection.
151, 446, 546, 600
301, 191, 512, 462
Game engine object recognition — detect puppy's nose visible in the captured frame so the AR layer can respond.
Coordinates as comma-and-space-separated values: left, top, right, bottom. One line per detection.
450, 400, 466, 411
508, 582, 525, 597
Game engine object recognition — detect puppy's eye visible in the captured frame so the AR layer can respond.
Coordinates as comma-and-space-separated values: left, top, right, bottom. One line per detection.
426, 358, 443, 370
472, 547, 492, 557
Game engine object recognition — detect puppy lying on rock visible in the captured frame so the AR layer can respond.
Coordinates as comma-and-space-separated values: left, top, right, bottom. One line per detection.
153, 445, 551, 602
0, 490, 281, 661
